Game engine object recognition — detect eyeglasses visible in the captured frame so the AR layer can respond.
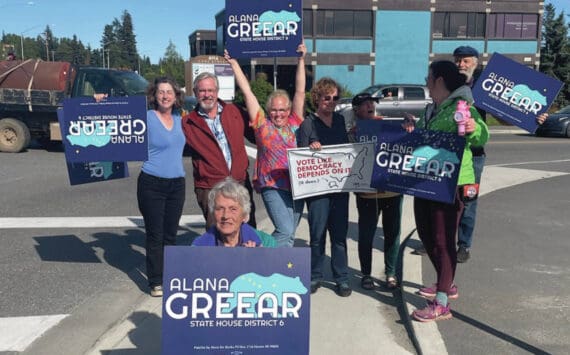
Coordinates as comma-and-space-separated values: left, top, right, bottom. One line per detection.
269, 108, 289, 114
322, 95, 340, 101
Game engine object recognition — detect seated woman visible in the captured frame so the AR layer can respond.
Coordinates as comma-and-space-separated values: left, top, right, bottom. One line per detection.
192, 178, 276, 247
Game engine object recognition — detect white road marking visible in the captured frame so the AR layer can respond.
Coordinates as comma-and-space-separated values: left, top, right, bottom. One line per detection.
489, 158, 570, 167
0, 215, 205, 229
0, 314, 68, 351
480, 166, 569, 196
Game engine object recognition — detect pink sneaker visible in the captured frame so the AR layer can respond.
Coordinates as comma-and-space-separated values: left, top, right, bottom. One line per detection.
412, 300, 453, 322
418, 283, 458, 300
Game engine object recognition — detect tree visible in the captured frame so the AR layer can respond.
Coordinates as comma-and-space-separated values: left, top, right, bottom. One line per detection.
157, 41, 185, 87
234, 71, 274, 109
101, 24, 118, 68
56, 36, 88, 65
540, 4, 570, 108
98, 11, 139, 70
43, 25, 55, 61
117, 10, 138, 70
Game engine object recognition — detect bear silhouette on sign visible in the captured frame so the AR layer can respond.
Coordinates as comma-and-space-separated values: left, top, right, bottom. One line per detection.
223, 273, 307, 318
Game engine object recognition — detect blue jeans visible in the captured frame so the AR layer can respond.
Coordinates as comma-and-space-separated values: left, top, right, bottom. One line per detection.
458, 154, 486, 249
306, 192, 349, 284
137, 171, 185, 287
261, 188, 304, 247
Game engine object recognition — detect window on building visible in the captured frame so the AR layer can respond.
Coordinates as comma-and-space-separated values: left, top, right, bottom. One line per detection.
487, 13, 538, 39
433, 12, 486, 38
312, 10, 372, 37
198, 40, 217, 55
303, 10, 313, 36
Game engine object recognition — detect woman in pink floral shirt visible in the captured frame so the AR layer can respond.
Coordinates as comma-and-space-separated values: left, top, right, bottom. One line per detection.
225, 43, 306, 247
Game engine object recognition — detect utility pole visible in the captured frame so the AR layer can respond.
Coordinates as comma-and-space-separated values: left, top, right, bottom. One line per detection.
44, 33, 49, 61
273, 57, 278, 91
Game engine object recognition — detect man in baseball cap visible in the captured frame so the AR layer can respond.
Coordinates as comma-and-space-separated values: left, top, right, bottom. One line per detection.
453, 46, 479, 86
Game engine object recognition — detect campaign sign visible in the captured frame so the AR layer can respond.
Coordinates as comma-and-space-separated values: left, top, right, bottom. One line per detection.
356, 120, 466, 204
472, 53, 563, 133
162, 246, 310, 355
56, 109, 130, 185
287, 143, 376, 200
66, 161, 129, 185
192, 62, 235, 101
59, 96, 147, 162
225, 0, 303, 58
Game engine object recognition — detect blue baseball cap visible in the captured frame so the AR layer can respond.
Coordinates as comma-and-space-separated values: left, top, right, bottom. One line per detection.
453, 46, 479, 58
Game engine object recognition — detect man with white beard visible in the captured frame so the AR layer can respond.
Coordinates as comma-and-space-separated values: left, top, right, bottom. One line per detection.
452, 45, 485, 263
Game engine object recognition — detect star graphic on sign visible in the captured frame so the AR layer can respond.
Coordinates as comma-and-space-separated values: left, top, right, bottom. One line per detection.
287, 262, 293, 269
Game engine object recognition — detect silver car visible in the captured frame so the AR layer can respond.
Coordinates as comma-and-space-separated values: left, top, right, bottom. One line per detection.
360, 84, 432, 118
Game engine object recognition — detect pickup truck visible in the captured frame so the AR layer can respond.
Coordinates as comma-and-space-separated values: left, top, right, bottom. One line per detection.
0, 59, 148, 152
338, 84, 432, 119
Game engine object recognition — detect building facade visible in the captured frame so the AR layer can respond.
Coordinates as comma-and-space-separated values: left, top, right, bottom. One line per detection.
201, 0, 543, 95
189, 30, 218, 58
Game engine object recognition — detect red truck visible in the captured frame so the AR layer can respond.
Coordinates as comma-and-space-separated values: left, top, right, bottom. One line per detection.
0, 59, 148, 152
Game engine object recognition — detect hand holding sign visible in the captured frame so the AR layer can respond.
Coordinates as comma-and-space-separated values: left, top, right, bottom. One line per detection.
472, 53, 563, 133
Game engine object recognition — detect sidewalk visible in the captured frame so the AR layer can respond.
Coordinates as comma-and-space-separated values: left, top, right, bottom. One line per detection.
85, 194, 445, 355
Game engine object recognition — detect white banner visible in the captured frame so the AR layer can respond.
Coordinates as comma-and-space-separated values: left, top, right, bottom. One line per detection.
287, 143, 376, 199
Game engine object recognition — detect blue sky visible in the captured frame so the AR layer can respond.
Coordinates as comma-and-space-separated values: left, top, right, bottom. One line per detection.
1, 0, 569, 64
0, 0, 225, 63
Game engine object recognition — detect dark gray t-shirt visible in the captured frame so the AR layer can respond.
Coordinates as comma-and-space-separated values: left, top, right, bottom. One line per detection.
297, 112, 349, 147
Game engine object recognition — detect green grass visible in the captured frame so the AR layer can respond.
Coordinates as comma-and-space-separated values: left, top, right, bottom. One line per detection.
485, 115, 507, 126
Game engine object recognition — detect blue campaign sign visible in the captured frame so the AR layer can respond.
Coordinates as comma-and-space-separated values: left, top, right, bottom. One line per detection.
472, 53, 563, 133
59, 96, 148, 162
356, 120, 465, 204
162, 246, 310, 355
66, 161, 129, 185
225, 0, 303, 58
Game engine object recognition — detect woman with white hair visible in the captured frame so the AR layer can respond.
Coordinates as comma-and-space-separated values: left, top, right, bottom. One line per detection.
192, 178, 275, 247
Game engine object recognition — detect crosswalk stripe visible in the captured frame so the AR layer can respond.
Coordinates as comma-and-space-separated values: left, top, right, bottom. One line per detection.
0, 215, 205, 229
0, 315, 68, 351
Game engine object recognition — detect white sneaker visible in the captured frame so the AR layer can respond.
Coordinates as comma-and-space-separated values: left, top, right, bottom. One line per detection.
150, 285, 163, 297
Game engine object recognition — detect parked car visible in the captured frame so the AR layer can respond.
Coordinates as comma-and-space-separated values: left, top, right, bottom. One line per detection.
535, 105, 570, 138
334, 97, 352, 112
362, 84, 432, 118
336, 84, 432, 119
183, 96, 197, 113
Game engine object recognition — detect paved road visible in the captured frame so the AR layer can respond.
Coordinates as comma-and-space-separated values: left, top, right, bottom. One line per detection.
1, 131, 568, 354
0, 143, 265, 354
425, 133, 570, 354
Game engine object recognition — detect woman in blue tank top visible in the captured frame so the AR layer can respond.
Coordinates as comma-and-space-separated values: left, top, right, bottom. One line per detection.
137, 76, 186, 297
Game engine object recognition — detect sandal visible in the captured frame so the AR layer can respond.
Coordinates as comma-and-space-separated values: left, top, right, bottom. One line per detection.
386, 276, 398, 290
361, 275, 375, 290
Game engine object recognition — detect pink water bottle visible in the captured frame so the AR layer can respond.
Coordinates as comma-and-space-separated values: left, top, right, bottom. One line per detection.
454, 100, 471, 136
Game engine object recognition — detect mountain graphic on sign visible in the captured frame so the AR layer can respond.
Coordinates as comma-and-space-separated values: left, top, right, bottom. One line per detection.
66, 123, 112, 148
255, 10, 301, 36
223, 272, 307, 317
409, 145, 459, 169
505, 84, 547, 106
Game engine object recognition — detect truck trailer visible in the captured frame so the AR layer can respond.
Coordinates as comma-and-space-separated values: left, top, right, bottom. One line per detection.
0, 59, 148, 152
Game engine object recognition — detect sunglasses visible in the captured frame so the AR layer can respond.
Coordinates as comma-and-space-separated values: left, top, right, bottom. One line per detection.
322, 95, 340, 101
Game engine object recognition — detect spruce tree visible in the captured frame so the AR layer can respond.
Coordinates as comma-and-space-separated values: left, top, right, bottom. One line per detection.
540, 4, 570, 108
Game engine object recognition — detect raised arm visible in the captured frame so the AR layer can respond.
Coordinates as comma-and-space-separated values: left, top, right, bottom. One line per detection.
224, 50, 260, 122
291, 43, 307, 119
